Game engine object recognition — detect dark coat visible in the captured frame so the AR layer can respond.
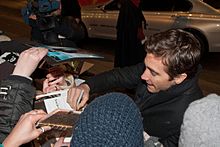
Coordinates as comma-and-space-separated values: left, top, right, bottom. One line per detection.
0, 75, 35, 142
115, 0, 146, 67
85, 62, 203, 147
61, 0, 81, 18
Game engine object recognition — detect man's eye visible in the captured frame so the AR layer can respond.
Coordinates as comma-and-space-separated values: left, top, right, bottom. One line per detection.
151, 71, 157, 76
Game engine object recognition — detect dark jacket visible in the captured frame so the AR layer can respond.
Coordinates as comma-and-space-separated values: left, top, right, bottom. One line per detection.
85, 62, 203, 147
61, 0, 81, 18
115, 0, 146, 67
0, 75, 35, 142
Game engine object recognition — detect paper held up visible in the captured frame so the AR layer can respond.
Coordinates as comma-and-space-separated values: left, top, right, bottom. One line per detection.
45, 50, 104, 65
36, 109, 81, 138
35, 78, 85, 113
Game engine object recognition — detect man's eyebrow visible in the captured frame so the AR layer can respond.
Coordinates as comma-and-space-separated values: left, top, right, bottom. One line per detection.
146, 66, 159, 75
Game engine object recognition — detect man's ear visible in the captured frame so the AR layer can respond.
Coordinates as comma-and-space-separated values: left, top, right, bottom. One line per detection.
174, 73, 187, 84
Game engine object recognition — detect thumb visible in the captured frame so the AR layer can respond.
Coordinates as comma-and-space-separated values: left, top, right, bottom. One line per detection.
54, 137, 65, 147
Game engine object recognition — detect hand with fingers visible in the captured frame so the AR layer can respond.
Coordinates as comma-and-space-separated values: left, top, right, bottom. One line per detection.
2, 110, 51, 147
43, 66, 75, 93
43, 66, 66, 93
12, 47, 48, 78
67, 84, 90, 111
43, 74, 65, 93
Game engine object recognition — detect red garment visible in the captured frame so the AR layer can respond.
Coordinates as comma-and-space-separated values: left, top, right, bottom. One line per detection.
131, 0, 140, 7
132, 0, 145, 40
79, 0, 108, 6
137, 27, 145, 41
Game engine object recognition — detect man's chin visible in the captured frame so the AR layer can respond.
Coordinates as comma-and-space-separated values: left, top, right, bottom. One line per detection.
147, 85, 161, 93
147, 86, 156, 93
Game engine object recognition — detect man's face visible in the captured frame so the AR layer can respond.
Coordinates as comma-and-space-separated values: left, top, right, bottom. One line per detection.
141, 53, 176, 93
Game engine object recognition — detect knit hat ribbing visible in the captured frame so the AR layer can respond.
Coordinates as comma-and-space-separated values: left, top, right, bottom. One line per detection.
71, 92, 144, 147
179, 94, 220, 147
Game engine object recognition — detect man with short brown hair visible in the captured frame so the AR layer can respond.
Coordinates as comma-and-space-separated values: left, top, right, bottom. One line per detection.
44, 29, 203, 147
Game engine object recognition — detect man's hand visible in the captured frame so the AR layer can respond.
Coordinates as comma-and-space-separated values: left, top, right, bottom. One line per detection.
67, 84, 90, 111
12, 47, 48, 78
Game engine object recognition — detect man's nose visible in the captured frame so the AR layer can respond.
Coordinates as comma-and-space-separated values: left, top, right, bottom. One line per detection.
141, 69, 150, 81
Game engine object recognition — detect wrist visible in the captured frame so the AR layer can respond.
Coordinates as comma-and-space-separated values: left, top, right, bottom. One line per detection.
12, 69, 31, 78
2, 136, 21, 147
10, 74, 32, 82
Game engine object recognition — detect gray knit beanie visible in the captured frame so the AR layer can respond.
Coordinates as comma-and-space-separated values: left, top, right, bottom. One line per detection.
71, 92, 144, 147
179, 94, 220, 147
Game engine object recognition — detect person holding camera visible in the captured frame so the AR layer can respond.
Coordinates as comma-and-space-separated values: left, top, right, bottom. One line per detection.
21, 0, 61, 44
22, 0, 84, 45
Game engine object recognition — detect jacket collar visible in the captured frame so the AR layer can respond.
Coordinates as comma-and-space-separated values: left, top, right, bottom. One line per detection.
137, 73, 200, 111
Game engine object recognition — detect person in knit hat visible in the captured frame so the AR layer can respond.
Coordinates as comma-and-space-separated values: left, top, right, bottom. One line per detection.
179, 94, 220, 147
71, 92, 144, 147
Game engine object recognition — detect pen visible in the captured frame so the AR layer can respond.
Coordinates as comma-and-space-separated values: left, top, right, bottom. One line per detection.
77, 90, 84, 106
35, 89, 68, 100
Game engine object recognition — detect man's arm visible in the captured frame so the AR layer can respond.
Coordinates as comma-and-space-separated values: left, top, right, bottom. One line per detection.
46, 62, 145, 111
86, 62, 145, 94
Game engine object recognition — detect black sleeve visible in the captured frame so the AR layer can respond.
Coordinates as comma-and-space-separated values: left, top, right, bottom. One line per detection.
0, 75, 35, 142
159, 133, 179, 147
61, 0, 81, 18
85, 62, 145, 94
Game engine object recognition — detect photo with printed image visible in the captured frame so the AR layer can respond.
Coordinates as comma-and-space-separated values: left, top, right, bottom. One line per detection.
47, 51, 73, 61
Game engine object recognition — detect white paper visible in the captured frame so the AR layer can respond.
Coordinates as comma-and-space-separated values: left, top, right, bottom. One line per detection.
36, 78, 85, 113
75, 78, 85, 86
43, 89, 73, 113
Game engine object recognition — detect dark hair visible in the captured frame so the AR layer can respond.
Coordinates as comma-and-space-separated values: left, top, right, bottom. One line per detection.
145, 29, 201, 80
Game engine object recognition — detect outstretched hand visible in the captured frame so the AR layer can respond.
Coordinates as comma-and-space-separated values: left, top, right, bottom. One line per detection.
3, 110, 51, 147
12, 47, 48, 77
